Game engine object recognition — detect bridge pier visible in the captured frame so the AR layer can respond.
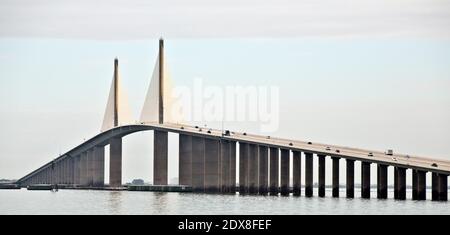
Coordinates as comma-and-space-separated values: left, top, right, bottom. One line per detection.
57, 161, 62, 184
269, 147, 279, 195
395, 167, 406, 200
412, 170, 418, 200
109, 137, 122, 187
417, 170, 426, 200
377, 164, 388, 199
280, 149, 290, 196
258, 146, 268, 195
64, 159, 69, 184
432, 173, 439, 201
230, 142, 237, 193
93, 146, 105, 186
66, 158, 71, 185
192, 136, 205, 192
220, 140, 230, 193
318, 154, 326, 197
179, 134, 192, 186
248, 144, 259, 194
205, 138, 220, 193
346, 159, 355, 198
293, 151, 302, 196
59, 160, 64, 184
80, 152, 88, 186
87, 149, 94, 186
332, 157, 340, 197
74, 155, 80, 185
55, 161, 59, 184
239, 142, 249, 194
305, 152, 313, 197
154, 130, 168, 185
361, 162, 371, 199
438, 174, 448, 201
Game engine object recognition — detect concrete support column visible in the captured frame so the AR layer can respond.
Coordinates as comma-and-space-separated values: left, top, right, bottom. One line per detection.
62, 159, 66, 184
239, 142, 249, 194
305, 152, 313, 197
230, 141, 237, 193
248, 144, 259, 194
332, 157, 340, 198
154, 130, 168, 185
417, 170, 426, 200
318, 154, 326, 197
64, 159, 69, 184
57, 161, 61, 184
93, 146, 105, 187
269, 147, 279, 195
258, 146, 268, 195
205, 138, 220, 193
346, 159, 355, 198
377, 164, 388, 199
361, 162, 371, 199
412, 170, 418, 200
87, 149, 95, 186
68, 159, 72, 184
55, 162, 59, 184
280, 149, 290, 196
438, 174, 448, 201
192, 136, 205, 192
80, 152, 88, 186
74, 155, 80, 185
394, 167, 398, 199
432, 173, 439, 201
293, 151, 302, 196
60, 162, 64, 184
179, 134, 192, 186
60, 160, 64, 184
397, 167, 406, 200
44, 169, 48, 184
109, 137, 122, 187
220, 140, 230, 193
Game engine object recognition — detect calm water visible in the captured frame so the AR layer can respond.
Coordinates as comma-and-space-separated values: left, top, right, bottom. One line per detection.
0, 188, 449, 215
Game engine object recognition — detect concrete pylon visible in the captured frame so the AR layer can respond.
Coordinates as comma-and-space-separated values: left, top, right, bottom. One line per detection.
101, 59, 132, 132
140, 38, 183, 125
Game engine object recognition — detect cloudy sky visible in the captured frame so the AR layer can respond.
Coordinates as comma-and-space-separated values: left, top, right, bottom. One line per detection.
1, 0, 450, 39
1, 0, 449, 185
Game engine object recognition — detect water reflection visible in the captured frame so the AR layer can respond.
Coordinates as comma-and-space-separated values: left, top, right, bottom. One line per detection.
107, 191, 123, 214
0, 189, 448, 214
153, 192, 170, 214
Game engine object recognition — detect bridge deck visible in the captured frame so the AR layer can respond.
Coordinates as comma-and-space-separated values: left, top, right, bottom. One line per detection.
17, 122, 450, 184
156, 123, 450, 175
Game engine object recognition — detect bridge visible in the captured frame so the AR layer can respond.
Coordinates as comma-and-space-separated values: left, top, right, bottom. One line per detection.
15, 39, 449, 201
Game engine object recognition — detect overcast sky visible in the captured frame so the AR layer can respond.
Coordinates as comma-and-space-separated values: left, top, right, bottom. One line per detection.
1, 1, 449, 185
1, 0, 450, 39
